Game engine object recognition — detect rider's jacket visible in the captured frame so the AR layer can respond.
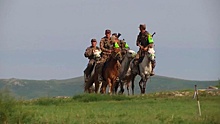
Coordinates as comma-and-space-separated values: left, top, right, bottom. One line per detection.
136, 31, 153, 48
100, 36, 113, 55
84, 46, 100, 60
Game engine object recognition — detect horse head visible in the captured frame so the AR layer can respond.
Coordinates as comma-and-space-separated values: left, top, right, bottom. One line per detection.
147, 48, 156, 61
138, 48, 156, 80
126, 49, 136, 59
111, 48, 123, 62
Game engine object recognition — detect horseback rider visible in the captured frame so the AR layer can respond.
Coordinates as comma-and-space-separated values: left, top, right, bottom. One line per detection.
84, 39, 101, 82
133, 24, 156, 76
96, 29, 113, 81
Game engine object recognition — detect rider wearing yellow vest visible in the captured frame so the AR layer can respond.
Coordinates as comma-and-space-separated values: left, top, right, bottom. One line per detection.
133, 24, 156, 76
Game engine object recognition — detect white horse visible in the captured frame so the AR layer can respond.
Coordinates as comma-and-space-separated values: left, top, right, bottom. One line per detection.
118, 48, 155, 95
115, 49, 136, 94
138, 48, 155, 94
84, 49, 102, 93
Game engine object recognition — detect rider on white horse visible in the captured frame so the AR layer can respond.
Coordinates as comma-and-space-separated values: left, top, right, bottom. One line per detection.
133, 24, 156, 76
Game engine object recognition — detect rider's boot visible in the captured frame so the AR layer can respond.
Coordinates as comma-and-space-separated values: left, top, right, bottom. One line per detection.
150, 60, 156, 76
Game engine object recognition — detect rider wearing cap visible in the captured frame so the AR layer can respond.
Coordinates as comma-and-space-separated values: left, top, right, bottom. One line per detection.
84, 39, 101, 82
96, 29, 114, 81
133, 24, 156, 76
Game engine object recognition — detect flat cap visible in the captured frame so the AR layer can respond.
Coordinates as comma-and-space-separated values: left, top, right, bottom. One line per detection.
105, 29, 111, 34
139, 24, 146, 29
91, 39, 97, 42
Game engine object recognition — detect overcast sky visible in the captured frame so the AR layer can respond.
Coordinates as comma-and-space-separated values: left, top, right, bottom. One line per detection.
0, 0, 219, 80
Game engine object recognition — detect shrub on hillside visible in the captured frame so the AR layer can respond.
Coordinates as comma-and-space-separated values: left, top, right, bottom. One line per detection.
0, 88, 36, 123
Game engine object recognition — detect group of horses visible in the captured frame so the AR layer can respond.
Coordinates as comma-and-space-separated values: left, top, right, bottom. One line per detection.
84, 46, 155, 95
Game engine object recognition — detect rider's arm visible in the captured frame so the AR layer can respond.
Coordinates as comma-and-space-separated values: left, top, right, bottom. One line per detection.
136, 35, 143, 49
136, 35, 140, 47
84, 47, 93, 58
100, 39, 111, 53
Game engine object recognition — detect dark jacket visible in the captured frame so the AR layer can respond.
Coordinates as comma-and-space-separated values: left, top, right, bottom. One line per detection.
136, 31, 152, 47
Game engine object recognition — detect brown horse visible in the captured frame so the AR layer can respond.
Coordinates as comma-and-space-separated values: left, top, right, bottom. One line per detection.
84, 47, 122, 94
100, 47, 122, 94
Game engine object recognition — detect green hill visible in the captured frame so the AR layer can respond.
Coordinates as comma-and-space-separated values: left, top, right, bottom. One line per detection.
0, 76, 218, 99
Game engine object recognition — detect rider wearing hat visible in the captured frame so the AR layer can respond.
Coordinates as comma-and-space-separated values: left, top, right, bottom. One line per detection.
133, 24, 156, 76
84, 39, 101, 82
96, 29, 114, 81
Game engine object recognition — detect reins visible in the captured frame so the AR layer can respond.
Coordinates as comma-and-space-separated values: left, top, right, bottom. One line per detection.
114, 52, 121, 58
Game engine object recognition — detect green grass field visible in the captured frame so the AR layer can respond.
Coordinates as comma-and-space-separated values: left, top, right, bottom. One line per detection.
1, 89, 220, 124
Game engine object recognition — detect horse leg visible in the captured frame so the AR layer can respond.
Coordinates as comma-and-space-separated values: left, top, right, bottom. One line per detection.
98, 81, 102, 93
84, 75, 94, 93
100, 81, 107, 94
104, 78, 112, 93
114, 80, 120, 94
142, 77, 149, 94
94, 81, 99, 94
100, 78, 109, 94
142, 80, 146, 94
108, 78, 112, 95
139, 79, 144, 94
112, 80, 118, 94
93, 74, 99, 93
119, 79, 124, 94
131, 74, 136, 95
127, 80, 130, 95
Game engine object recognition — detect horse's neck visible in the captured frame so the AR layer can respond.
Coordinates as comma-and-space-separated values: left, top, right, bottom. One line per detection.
120, 56, 131, 75
121, 56, 128, 69
140, 54, 151, 68
91, 63, 97, 76
109, 57, 119, 68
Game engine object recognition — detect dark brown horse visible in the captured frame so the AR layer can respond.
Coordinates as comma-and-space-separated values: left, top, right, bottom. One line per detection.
100, 47, 122, 94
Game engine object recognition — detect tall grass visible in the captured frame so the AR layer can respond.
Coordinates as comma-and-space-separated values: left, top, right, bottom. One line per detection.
0, 88, 37, 124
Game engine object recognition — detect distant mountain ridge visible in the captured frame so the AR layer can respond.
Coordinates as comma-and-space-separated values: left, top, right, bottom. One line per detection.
0, 75, 218, 99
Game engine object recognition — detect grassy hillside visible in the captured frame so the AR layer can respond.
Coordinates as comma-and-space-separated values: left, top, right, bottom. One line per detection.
0, 76, 218, 99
